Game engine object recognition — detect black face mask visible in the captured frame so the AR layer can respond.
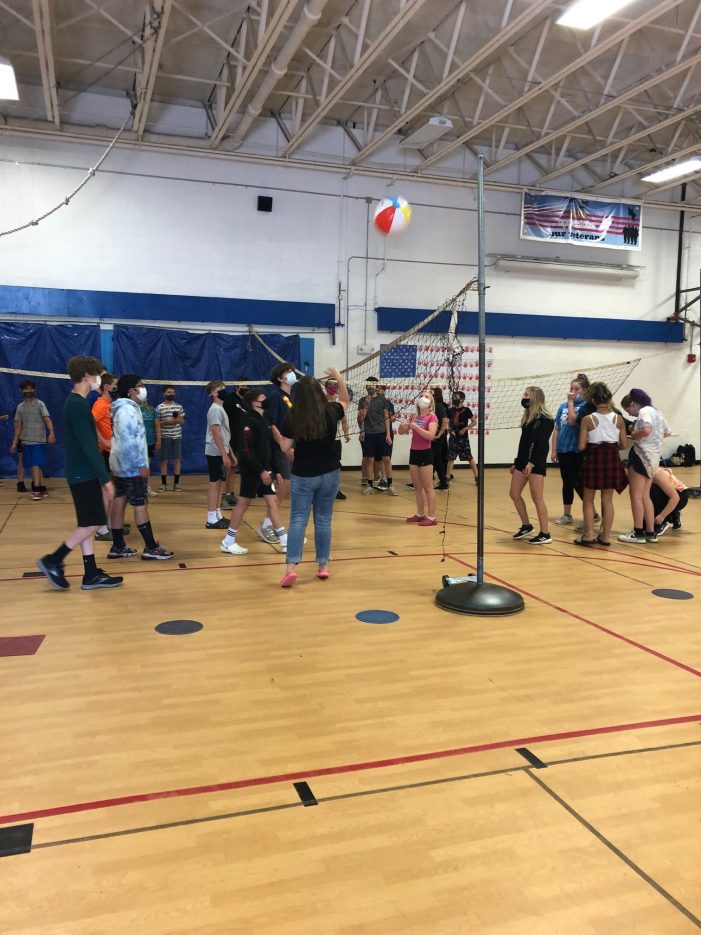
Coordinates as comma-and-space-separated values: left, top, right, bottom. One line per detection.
451, 398, 461, 407
109, 388, 119, 399
22, 391, 36, 398
259, 398, 270, 411
165, 394, 175, 401
521, 397, 530, 409
216, 389, 226, 401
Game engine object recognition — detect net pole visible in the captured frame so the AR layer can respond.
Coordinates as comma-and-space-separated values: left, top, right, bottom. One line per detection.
475, 154, 486, 585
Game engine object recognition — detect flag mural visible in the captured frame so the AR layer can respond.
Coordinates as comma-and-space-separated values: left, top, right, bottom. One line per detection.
521, 192, 642, 250
378, 341, 495, 430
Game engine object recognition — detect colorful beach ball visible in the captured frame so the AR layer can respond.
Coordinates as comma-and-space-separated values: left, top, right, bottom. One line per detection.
373, 196, 412, 236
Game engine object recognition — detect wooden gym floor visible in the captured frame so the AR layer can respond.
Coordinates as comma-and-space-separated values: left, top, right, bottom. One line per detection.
1, 467, 700, 934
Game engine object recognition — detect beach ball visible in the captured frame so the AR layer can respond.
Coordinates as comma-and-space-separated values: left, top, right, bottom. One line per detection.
373, 196, 412, 236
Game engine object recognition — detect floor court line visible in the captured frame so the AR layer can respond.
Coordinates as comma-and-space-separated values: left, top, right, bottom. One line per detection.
446, 555, 701, 678
1, 712, 699, 827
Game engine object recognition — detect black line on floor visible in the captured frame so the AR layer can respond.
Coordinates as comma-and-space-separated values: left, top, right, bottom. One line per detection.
526, 771, 701, 928
547, 737, 701, 768
515, 747, 547, 768
388, 550, 398, 556
0, 501, 19, 537
293, 781, 318, 807
178, 563, 187, 569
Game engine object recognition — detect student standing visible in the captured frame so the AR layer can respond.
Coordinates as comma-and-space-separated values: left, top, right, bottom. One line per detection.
575, 382, 628, 547
204, 380, 234, 530
36, 357, 122, 591
431, 386, 450, 490
509, 386, 554, 544
157, 385, 185, 491
447, 390, 477, 483
91, 373, 118, 542
263, 363, 297, 539
324, 376, 350, 500
551, 373, 590, 525
138, 392, 161, 497
11, 380, 55, 500
358, 376, 393, 495
400, 393, 438, 525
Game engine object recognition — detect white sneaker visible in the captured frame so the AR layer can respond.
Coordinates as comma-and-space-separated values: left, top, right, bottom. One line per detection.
618, 530, 646, 544
555, 515, 573, 525
220, 540, 249, 555
277, 534, 288, 553
386, 485, 398, 496
362, 485, 374, 496
148, 486, 158, 497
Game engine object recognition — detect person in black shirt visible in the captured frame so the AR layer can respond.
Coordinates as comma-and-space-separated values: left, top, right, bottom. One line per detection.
509, 386, 554, 545
221, 378, 249, 507
447, 391, 477, 484
220, 390, 287, 556
431, 386, 450, 489
277, 368, 348, 587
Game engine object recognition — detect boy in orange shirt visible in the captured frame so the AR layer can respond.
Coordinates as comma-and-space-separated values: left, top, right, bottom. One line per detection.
91, 373, 118, 542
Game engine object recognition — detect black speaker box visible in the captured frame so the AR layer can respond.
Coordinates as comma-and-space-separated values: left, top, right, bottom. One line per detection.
257, 195, 273, 212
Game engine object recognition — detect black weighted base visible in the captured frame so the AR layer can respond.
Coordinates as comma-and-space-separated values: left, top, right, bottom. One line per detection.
435, 581, 525, 616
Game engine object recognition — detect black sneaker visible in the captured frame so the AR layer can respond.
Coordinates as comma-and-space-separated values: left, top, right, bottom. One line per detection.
142, 544, 174, 560
205, 518, 229, 529
654, 521, 670, 537
223, 493, 238, 506
406, 482, 414, 489
645, 531, 658, 543
95, 530, 113, 542
17, 481, 28, 493
335, 490, 347, 500
671, 518, 682, 530
36, 555, 70, 591
528, 532, 552, 545
81, 569, 124, 590
107, 544, 138, 559
434, 483, 450, 491
512, 524, 534, 540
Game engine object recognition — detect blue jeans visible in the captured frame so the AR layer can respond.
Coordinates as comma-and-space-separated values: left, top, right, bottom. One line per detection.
286, 469, 340, 565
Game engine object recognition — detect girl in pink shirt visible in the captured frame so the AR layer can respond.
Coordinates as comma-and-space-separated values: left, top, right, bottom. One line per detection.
399, 394, 438, 526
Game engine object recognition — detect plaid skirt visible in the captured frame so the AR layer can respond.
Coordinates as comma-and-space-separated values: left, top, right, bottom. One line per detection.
580, 442, 628, 492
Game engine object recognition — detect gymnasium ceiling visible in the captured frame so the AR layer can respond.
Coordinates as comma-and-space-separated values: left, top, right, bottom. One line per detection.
2, 0, 701, 208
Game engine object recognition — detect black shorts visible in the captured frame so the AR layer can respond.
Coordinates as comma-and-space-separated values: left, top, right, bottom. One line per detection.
514, 460, 546, 476
148, 443, 156, 458
410, 448, 433, 468
362, 432, 389, 459
239, 469, 275, 500
69, 478, 107, 528
207, 454, 226, 482
628, 448, 649, 478
113, 475, 148, 506
272, 443, 291, 480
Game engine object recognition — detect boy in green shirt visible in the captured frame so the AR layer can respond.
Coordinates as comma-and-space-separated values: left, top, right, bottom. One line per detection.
36, 356, 124, 592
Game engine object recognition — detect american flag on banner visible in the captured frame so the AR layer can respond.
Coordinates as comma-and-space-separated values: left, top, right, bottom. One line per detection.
379, 342, 495, 429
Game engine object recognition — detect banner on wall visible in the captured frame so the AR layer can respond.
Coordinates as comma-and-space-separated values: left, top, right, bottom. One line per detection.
521, 191, 642, 250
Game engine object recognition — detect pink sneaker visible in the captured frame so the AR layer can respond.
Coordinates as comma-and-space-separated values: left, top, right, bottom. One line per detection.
418, 517, 437, 527
280, 571, 297, 588
406, 514, 425, 523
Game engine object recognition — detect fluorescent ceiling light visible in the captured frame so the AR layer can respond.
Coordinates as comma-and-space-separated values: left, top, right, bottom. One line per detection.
0, 56, 19, 101
399, 116, 453, 149
557, 0, 637, 30
641, 159, 701, 183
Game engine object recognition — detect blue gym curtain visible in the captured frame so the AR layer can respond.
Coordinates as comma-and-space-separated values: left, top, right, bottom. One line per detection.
0, 322, 101, 479
113, 325, 300, 474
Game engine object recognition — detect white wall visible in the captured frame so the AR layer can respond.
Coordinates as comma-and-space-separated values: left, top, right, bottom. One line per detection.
0, 133, 698, 466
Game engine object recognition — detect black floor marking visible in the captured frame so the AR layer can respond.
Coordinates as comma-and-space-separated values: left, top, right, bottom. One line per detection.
30, 739, 701, 853
515, 747, 547, 769
22, 571, 44, 579
388, 550, 398, 556
178, 563, 187, 569
0, 502, 19, 537
0, 823, 33, 858
293, 781, 318, 807
526, 771, 701, 928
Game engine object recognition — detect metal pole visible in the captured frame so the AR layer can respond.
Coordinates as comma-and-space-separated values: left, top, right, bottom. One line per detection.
476, 154, 486, 585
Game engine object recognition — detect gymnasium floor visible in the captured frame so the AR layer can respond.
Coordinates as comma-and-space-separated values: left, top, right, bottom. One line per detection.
1, 468, 700, 934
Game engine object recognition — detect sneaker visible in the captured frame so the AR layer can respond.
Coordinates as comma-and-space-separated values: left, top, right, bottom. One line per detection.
107, 545, 137, 559
654, 521, 670, 538
406, 514, 425, 523
159, 483, 168, 492
36, 555, 70, 591
434, 483, 450, 491
406, 482, 414, 489
31, 491, 42, 501
220, 541, 249, 556
95, 530, 113, 542
16, 481, 28, 493
142, 544, 174, 560
645, 531, 658, 543
555, 515, 573, 525
258, 524, 280, 544
594, 512, 601, 523
81, 569, 124, 590
335, 490, 347, 500
205, 518, 229, 529
222, 492, 237, 506
361, 485, 374, 495
147, 486, 158, 497
513, 524, 534, 540
40, 487, 49, 498
418, 517, 437, 526
386, 485, 398, 497
528, 532, 552, 545
671, 518, 682, 530
173, 483, 183, 492
618, 531, 647, 544
376, 479, 388, 490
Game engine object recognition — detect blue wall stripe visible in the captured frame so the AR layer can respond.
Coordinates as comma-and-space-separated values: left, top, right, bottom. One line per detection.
376, 307, 684, 343
0, 285, 335, 329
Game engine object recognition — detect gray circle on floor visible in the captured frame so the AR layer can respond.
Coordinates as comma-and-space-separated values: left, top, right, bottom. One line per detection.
155, 620, 204, 635
651, 589, 694, 601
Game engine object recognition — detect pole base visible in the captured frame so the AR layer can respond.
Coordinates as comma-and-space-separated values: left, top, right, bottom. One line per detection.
435, 581, 525, 616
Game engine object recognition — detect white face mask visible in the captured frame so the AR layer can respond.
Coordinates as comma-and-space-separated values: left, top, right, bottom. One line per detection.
417, 396, 431, 410
285, 371, 297, 386
89, 375, 101, 391
136, 386, 147, 402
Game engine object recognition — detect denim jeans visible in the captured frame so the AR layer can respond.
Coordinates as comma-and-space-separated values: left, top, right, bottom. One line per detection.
286, 469, 340, 565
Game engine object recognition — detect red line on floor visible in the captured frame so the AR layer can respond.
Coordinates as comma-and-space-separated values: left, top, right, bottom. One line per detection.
446, 555, 701, 678
1, 713, 698, 826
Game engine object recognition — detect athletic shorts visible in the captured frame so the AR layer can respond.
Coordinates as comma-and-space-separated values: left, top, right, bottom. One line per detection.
410, 448, 433, 468
239, 469, 275, 500
272, 443, 291, 480
22, 443, 46, 469
160, 436, 182, 461
206, 454, 226, 483
69, 478, 107, 528
628, 447, 649, 478
514, 459, 547, 477
361, 432, 389, 459
113, 475, 148, 506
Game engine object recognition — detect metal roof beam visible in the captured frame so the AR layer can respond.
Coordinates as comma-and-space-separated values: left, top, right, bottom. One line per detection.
31, 0, 60, 126
131, 0, 172, 140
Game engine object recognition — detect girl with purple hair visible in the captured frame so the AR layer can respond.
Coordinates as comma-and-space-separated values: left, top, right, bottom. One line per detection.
618, 389, 670, 544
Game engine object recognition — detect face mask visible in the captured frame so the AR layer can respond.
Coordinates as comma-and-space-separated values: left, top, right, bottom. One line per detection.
452, 398, 461, 407
521, 397, 530, 409
215, 388, 226, 400
326, 384, 338, 396
22, 390, 36, 398
574, 394, 584, 404
285, 371, 297, 386
165, 393, 175, 401
109, 388, 118, 400
89, 375, 102, 391
136, 387, 147, 402
417, 396, 431, 409
259, 398, 270, 411
366, 385, 377, 396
